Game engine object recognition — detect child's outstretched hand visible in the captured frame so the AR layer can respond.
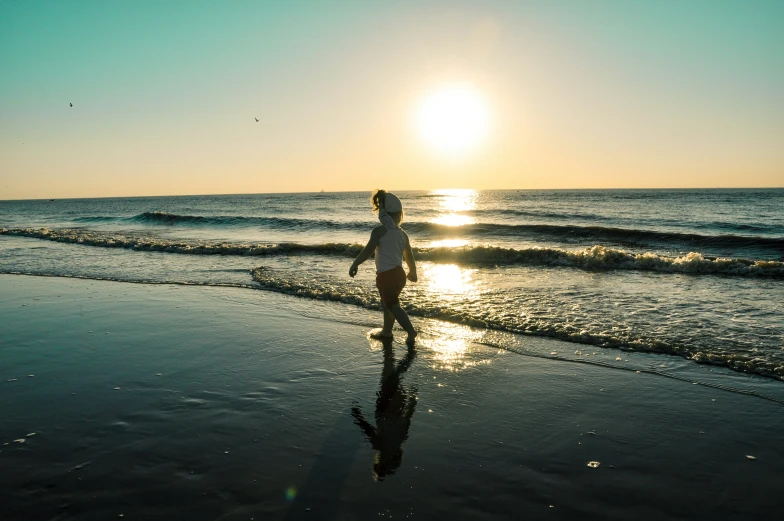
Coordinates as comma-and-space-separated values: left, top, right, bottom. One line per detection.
407, 270, 417, 282
349, 263, 358, 278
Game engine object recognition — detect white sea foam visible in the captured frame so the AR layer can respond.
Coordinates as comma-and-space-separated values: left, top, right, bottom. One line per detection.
247, 266, 784, 381
2, 228, 782, 278
2, 226, 782, 381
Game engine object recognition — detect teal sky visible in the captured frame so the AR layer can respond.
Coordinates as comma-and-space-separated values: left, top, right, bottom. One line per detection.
1, 0, 782, 199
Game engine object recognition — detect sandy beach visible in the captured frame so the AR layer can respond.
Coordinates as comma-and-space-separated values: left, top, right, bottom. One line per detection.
1, 274, 782, 520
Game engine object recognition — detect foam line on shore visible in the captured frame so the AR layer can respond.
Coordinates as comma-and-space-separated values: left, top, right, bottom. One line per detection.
247, 266, 784, 380
3, 271, 782, 403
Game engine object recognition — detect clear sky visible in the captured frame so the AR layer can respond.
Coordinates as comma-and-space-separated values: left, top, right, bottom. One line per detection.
1, 0, 782, 199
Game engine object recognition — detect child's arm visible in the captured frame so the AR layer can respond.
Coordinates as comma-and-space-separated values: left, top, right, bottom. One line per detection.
403, 233, 417, 282
349, 227, 383, 277
351, 406, 377, 441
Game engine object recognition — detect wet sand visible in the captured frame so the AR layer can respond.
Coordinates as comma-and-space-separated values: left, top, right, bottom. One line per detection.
1, 274, 782, 520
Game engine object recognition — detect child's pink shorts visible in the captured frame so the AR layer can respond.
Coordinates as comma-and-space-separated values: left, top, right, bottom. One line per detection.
376, 266, 406, 307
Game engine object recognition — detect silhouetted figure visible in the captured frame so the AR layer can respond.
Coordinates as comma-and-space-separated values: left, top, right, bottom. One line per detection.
351, 341, 417, 480
69, 103, 72, 107
349, 190, 418, 345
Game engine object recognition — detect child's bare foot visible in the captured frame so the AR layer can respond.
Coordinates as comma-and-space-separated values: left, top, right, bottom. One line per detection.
370, 330, 394, 340
405, 330, 418, 346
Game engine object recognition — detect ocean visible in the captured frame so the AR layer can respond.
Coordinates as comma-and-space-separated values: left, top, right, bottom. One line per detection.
1, 189, 783, 381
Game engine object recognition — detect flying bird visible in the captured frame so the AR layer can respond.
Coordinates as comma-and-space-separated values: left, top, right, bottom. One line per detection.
255, 117, 259, 122
69, 103, 73, 107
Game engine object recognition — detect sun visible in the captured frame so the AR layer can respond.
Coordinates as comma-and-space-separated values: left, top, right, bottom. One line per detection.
415, 84, 490, 157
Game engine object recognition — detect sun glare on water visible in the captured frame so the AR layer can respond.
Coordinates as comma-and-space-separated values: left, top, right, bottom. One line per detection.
430, 188, 478, 227
415, 85, 490, 157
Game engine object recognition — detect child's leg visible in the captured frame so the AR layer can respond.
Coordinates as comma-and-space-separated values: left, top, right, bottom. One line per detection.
388, 303, 417, 343
369, 300, 395, 338
382, 303, 395, 334
374, 268, 415, 342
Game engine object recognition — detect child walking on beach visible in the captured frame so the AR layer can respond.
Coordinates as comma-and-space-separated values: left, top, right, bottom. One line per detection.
349, 190, 418, 345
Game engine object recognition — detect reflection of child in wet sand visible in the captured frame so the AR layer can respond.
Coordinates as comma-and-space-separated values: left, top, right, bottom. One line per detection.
351, 341, 417, 480
349, 190, 418, 345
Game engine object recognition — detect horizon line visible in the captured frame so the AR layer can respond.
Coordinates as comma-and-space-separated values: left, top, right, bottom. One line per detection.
2, 186, 784, 202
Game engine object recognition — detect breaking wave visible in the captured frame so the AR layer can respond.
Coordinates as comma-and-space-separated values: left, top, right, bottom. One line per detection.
405, 222, 784, 251
71, 212, 369, 229
3, 227, 783, 278
64, 211, 784, 253
132, 211, 351, 228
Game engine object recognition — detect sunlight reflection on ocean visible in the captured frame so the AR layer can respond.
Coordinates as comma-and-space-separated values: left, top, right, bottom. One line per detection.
424, 264, 478, 298
429, 188, 478, 227
418, 322, 496, 372
1, 188, 783, 380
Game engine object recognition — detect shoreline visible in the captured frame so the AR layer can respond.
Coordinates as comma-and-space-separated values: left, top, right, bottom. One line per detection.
4, 268, 784, 387
1, 274, 783, 520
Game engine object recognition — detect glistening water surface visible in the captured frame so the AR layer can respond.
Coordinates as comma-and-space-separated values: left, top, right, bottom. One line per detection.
1, 189, 783, 379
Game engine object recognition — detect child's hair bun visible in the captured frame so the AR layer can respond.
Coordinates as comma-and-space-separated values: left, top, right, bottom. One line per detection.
371, 189, 387, 212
